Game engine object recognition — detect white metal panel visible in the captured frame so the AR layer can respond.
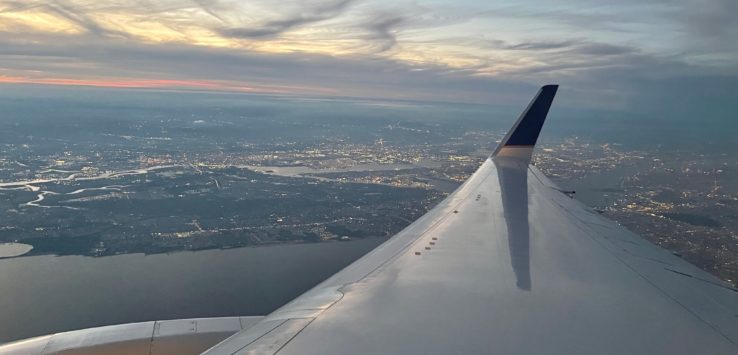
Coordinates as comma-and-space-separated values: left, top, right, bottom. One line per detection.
0, 316, 263, 355
0, 336, 52, 355
45, 321, 155, 354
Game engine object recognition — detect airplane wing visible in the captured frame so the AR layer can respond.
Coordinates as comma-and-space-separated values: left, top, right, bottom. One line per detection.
204, 85, 738, 354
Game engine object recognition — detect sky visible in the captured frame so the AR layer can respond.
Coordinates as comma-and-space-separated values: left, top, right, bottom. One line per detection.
0, 0, 736, 116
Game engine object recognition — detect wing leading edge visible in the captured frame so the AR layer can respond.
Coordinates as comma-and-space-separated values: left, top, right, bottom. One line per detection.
204, 86, 738, 354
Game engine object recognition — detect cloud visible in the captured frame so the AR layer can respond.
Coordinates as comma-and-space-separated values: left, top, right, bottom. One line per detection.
0, 0, 735, 121
489, 39, 636, 57
677, 0, 738, 39
671, 0, 738, 64
474, 1, 737, 64
0, 31, 532, 103
0, 1, 43, 13
572, 43, 637, 56
1, 28, 736, 121
502, 40, 580, 51
2, 0, 130, 39
363, 15, 405, 53
217, 0, 356, 39
46, 1, 120, 37
191, 0, 227, 23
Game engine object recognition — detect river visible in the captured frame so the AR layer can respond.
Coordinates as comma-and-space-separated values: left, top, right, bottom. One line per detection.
0, 238, 384, 343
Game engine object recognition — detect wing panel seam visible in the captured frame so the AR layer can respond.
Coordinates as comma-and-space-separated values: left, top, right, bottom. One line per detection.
549, 192, 738, 346
232, 320, 288, 354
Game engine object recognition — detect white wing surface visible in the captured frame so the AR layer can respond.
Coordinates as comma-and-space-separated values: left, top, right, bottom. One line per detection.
204, 86, 738, 354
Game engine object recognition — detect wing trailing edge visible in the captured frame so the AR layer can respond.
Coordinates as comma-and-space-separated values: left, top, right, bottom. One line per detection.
492, 85, 558, 162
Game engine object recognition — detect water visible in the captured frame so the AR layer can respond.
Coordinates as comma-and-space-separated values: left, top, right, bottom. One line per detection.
0, 239, 384, 343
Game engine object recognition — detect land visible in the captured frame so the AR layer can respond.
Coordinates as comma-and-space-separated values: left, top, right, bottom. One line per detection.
0, 89, 735, 285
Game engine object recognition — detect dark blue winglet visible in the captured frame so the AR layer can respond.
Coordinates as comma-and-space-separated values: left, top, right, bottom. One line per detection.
492, 85, 558, 156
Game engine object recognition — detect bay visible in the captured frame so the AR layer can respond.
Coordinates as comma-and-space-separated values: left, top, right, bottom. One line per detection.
0, 238, 384, 343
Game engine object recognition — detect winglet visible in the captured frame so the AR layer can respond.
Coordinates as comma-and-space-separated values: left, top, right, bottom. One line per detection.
492, 85, 558, 161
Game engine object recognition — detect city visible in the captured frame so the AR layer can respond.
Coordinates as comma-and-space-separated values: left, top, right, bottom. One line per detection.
1, 125, 736, 285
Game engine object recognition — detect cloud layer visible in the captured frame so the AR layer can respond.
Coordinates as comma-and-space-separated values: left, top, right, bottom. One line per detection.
0, 0, 735, 117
